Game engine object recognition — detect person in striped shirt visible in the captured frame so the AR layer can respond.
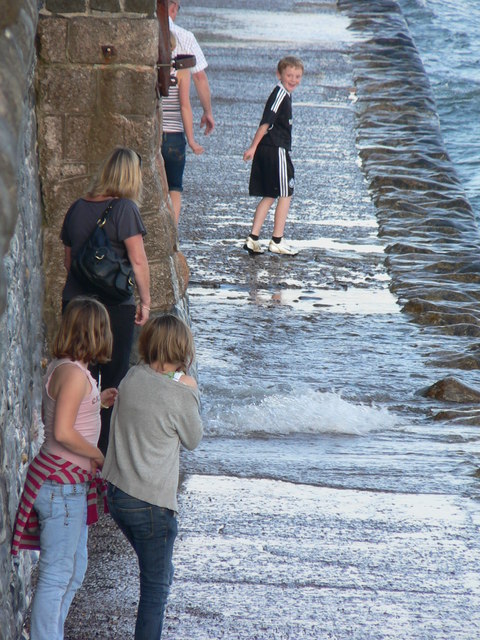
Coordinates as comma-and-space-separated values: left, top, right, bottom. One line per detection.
167, 0, 215, 135
161, 34, 204, 223
243, 56, 304, 256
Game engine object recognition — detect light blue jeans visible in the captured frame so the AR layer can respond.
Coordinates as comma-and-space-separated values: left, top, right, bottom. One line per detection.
30, 480, 89, 640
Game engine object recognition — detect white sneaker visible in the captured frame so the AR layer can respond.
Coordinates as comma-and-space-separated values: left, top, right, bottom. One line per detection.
244, 236, 264, 254
268, 238, 298, 255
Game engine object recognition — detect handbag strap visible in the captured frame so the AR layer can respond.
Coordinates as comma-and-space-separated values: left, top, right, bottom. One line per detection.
97, 200, 116, 228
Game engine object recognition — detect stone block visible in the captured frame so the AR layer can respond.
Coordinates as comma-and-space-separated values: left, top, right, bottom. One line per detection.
154, 150, 171, 202
123, 115, 158, 158
45, 0, 87, 13
41, 159, 88, 188
97, 66, 156, 116
41, 172, 89, 225
0, 4, 20, 31
0, 53, 24, 134
83, 116, 127, 163
91, 0, 121, 12
142, 212, 175, 259
36, 65, 96, 115
7, 6, 36, 74
37, 115, 64, 164
173, 251, 189, 291
64, 115, 94, 161
140, 159, 171, 210
67, 18, 157, 65
149, 258, 175, 309
36, 16, 67, 63
0, 148, 17, 242
124, 0, 156, 16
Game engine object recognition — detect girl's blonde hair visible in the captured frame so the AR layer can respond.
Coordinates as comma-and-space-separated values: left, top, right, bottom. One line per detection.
86, 147, 143, 203
139, 314, 195, 372
53, 297, 113, 364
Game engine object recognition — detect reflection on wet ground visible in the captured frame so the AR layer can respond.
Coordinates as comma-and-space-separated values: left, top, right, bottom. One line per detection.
65, 1, 480, 638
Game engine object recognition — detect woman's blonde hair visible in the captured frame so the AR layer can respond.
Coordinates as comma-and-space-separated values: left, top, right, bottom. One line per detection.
139, 314, 195, 372
86, 147, 143, 203
53, 297, 113, 364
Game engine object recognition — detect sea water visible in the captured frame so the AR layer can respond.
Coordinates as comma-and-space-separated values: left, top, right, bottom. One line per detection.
398, 0, 480, 215
177, 0, 480, 499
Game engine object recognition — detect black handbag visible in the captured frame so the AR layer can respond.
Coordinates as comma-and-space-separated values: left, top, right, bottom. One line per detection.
70, 201, 135, 303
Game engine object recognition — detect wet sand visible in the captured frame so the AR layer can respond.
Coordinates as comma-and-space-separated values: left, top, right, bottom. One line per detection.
46, 1, 480, 639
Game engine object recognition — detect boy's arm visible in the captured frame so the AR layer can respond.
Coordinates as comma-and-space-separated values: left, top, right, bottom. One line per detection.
243, 123, 269, 161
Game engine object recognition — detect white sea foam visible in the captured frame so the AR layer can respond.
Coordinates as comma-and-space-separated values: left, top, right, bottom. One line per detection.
185, 8, 361, 46
207, 389, 398, 437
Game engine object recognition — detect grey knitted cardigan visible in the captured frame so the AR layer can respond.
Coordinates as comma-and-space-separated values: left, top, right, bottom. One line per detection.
103, 364, 203, 512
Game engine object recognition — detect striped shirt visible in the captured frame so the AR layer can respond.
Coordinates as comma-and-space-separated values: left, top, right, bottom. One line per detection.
162, 72, 184, 133
11, 449, 107, 555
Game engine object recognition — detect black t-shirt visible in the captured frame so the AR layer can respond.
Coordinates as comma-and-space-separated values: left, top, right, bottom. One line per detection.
61, 197, 146, 303
259, 82, 293, 151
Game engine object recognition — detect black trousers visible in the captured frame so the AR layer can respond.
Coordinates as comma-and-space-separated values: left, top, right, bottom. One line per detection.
62, 300, 135, 454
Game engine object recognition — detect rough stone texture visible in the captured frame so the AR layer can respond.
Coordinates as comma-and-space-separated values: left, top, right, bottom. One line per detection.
45, 0, 87, 12
91, 0, 122, 12
124, 0, 156, 14
37, 7, 184, 344
0, 0, 184, 636
0, 2, 44, 639
66, 18, 157, 65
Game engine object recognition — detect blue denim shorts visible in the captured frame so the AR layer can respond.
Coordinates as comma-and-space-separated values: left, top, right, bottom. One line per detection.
161, 132, 186, 192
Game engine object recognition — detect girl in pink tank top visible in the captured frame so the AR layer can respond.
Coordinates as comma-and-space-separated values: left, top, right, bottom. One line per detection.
27, 297, 117, 639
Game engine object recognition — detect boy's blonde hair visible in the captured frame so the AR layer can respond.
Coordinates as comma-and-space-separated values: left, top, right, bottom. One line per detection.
139, 314, 195, 372
87, 147, 143, 203
53, 297, 112, 364
277, 56, 304, 74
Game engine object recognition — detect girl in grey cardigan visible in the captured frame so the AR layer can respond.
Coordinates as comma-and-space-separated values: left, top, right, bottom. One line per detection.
104, 314, 203, 640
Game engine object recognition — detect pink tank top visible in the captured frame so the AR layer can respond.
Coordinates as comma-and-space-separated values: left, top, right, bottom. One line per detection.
42, 359, 101, 472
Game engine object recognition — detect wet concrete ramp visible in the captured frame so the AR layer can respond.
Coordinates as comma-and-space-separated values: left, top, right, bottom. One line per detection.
167, 475, 480, 639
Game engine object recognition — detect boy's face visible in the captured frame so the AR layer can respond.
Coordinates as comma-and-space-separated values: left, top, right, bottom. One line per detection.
277, 65, 303, 93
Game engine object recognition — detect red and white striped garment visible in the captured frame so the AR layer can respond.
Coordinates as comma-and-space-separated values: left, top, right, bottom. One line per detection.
11, 449, 107, 556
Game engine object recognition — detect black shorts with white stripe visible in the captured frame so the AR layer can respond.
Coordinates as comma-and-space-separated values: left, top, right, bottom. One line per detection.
249, 144, 294, 198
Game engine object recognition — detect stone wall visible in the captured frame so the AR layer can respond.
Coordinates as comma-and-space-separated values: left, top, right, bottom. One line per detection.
37, 0, 188, 343
1, 1, 186, 637
0, 2, 44, 638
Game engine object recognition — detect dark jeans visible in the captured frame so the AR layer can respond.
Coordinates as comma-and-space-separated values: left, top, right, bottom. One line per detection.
94, 303, 135, 453
107, 484, 178, 640
62, 299, 135, 454
161, 132, 186, 192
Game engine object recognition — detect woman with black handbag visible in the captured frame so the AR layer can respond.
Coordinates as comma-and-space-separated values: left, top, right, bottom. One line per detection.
60, 147, 151, 453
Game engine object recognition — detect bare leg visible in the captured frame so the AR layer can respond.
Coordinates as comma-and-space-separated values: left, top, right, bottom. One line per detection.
169, 191, 182, 224
251, 197, 275, 236
272, 196, 292, 238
